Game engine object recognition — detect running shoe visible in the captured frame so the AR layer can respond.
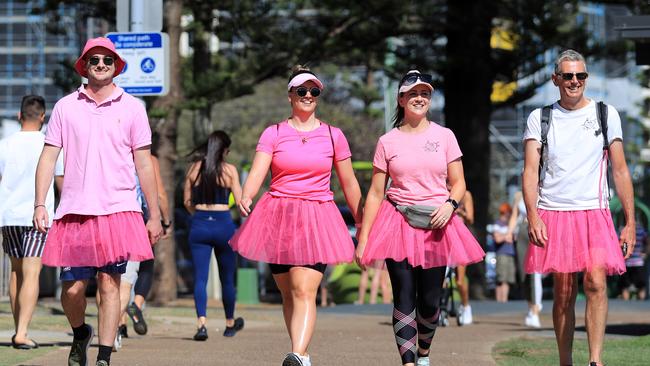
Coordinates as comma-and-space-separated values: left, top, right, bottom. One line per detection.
459, 305, 473, 325
68, 324, 94, 366
96, 361, 109, 366
193, 325, 208, 341
282, 353, 305, 366
223, 317, 245, 337
524, 312, 541, 328
118, 324, 128, 338
126, 303, 148, 335
416, 355, 430, 366
112, 330, 122, 352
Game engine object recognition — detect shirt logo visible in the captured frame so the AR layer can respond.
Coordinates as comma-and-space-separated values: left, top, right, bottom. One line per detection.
582, 117, 600, 136
423, 140, 439, 152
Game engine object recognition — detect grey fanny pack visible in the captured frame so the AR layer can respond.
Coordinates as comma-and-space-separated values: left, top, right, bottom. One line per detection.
388, 198, 436, 229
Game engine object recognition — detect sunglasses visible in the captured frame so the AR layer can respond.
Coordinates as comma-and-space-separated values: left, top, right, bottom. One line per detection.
557, 72, 588, 81
88, 55, 115, 66
295, 86, 321, 97
400, 73, 433, 87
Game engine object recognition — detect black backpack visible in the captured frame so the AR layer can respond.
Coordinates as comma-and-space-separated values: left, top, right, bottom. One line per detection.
538, 101, 609, 185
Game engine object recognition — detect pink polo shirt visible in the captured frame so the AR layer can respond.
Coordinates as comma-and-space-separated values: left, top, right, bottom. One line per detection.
45, 85, 151, 219
256, 121, 352, 201
373, 122, 462, 206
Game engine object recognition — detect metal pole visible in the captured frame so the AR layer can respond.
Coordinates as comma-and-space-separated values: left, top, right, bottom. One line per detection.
130, 0, 144, 32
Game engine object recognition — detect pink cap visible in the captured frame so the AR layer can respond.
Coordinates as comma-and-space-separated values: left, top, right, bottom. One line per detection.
287, 72, 324, 91
74, 37, 126, 78
398, 70, 433, 94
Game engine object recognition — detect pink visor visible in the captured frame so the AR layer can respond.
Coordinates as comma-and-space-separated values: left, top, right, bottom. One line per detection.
287, 73, 324, 91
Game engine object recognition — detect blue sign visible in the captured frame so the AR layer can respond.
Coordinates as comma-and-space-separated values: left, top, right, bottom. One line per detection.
106, 32, 169, 96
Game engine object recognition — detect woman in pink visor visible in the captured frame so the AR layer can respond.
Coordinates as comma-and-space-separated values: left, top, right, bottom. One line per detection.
355, 70, 485, 366
230, 66, 362, 366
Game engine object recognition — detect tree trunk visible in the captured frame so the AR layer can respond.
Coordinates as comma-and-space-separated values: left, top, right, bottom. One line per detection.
443, 0, 495, 299
149, 0, 183, 304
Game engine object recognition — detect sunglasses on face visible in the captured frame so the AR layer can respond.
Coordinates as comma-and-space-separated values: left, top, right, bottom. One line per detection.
88, 55, 115, 66
295, 86, 321, 97
400, 73, 433, 87
557, 72, 588, 81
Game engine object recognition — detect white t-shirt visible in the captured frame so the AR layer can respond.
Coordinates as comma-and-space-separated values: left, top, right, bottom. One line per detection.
523, 99, 622, 210
0, 131, 64, 226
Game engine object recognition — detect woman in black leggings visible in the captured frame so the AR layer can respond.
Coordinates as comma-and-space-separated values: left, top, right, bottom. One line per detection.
356, 70, 485, 366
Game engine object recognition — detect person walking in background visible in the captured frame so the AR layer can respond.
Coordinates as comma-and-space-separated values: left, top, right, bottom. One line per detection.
493, 203, 515, 303
523, 49, 635, 366
33, 37, 162, 366
0, 95, 63, 349
356, 70, 485, 366
507, 190, 543, 328
618, 218, 648, 300
184, 130, 244, 340
231, 66, 363, 366
454, 189, 475, 325
355, 267, 392, 305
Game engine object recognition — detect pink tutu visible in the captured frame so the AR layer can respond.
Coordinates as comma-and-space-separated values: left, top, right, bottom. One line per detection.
361, 200, 485, 269
526, 208, 625, 275
229, 193, 354, 265
42, 211, 153, 267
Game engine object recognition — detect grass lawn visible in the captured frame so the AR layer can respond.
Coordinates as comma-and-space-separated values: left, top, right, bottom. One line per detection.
493, 335, 650, 366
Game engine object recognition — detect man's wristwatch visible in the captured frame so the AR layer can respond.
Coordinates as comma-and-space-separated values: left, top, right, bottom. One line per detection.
445, 198, 459, 210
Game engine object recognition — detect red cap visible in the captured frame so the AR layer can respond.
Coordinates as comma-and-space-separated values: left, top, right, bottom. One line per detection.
74, 37, 126, 78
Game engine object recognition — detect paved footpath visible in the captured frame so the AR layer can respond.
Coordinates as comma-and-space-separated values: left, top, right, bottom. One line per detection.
6, 299, 649, 366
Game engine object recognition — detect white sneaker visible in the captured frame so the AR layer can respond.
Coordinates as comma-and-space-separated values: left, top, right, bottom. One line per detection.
459, 305, 473, 325
282, 353, 310, 366
299, 354, 311, 366
416, 355, 430, 366
112, 331, 122, 351
524, 313, 541, 328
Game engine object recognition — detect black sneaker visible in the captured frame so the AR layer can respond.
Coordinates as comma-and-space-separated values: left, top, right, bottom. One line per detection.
282, 353, 304, 366
126, 303, 147, 335
68, 324, 94, 366
223, 317, 244, 337
193, 325, 208, 341
118, 324, 128, 338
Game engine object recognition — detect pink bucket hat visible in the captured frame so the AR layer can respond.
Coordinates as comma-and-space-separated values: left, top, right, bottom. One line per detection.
74, 37, 126, 78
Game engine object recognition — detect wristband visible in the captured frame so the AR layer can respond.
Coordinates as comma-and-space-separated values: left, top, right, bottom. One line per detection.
445, 198, 459, 210
34, 204, 46, 209
161, 220, 172, 229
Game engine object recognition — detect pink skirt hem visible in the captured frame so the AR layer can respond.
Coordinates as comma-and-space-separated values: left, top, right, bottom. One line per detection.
361, 200, 485, 269
229, 194, 354, 265
525, 209, 625, 275
42, 211, 153, 267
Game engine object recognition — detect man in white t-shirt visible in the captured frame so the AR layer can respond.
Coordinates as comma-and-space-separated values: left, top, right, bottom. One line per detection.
0, 95, 63, 349
522, 50, 636, 366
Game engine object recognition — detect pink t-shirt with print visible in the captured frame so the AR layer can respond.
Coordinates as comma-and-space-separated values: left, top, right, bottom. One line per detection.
45, 85, 151, 219
256, 121, 352, 202
373, 122, 462, 206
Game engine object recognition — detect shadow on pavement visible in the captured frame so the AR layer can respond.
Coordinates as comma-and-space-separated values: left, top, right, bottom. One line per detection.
576, 323, 650, 336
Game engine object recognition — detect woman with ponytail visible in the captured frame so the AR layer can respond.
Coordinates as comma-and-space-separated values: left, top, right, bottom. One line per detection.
184, 130, 244, 340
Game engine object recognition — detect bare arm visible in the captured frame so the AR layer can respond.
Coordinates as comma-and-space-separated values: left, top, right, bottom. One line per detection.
522, 139, 547, 246
224, 163, 243, 206
183, 161, 200, 215
33, 144, 61, 232
506, 191, 523, 241
238, 152, 272, 216
134, 147, 163, 245
430, 159, 466, 229
460, 190, 475, 225
334, 158, 363, 224
609, 140, 636, 257
355, 168, 388, 268
151, 156, 171, 238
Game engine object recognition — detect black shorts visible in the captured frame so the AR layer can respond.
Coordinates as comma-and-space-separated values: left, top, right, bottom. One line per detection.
269, 263, 327, 275
619, 266, 648, 290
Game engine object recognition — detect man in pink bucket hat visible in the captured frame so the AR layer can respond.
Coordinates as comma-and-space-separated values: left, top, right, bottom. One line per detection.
33, 37, 162, 366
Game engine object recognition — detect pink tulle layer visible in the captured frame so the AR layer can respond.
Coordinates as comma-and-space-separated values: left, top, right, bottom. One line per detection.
229, 193, 354, 265
525, 208, 625, 275
42, 211, 153, 267
361, 200, 485, 269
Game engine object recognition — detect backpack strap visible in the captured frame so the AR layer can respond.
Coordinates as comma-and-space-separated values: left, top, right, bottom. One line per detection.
538, 104, 553, 185
328, 124, 335, 162
596, 101, 608, 150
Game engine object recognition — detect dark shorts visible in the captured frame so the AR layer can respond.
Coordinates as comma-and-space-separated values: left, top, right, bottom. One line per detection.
60, 261, 128, 281
619, 266, 647, 290
269, 263, 327, 275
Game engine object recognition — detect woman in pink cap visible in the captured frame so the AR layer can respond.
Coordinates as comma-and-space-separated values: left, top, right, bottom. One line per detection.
355, 70, 484, 366
34, 37, 161, 366
230, 65, 362, 366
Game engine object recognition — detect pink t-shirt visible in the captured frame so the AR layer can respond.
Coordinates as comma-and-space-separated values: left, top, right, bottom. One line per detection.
45, 85, 151, 219
256, 121, 352, 201
373, 122, 462, 206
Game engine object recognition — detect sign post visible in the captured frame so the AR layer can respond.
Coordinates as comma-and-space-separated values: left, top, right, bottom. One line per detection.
106, 32, 169, 96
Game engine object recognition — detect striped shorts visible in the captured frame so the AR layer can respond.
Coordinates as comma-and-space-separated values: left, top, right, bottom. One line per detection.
1, 226, 47, 258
